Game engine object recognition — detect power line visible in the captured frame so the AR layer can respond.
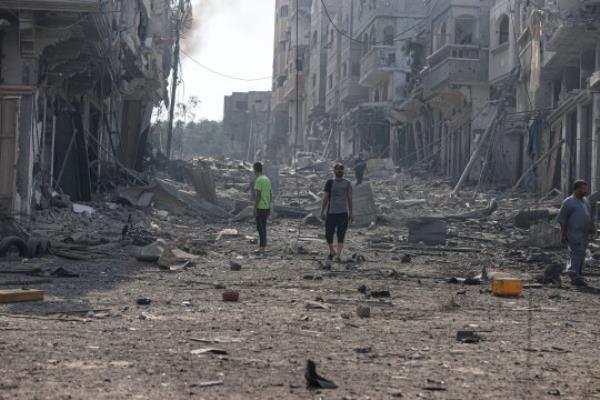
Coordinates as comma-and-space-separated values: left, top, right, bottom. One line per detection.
319, 0, 438, 45
181, 50, 271, 82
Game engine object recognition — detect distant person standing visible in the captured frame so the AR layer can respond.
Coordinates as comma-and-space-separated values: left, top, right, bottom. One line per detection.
253, 162, 272, 253
557, 180, 595, 286
321, 164, 353, 260
354, 153, 367, 185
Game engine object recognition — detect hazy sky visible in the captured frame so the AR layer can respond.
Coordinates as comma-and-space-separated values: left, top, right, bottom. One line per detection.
178, 0, 275, 121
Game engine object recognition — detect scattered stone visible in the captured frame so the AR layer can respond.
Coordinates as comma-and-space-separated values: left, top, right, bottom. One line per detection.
229, 261, 242, 271
356, 305, 371, 318
370, 290, 390, 298
456, 330, 482, 343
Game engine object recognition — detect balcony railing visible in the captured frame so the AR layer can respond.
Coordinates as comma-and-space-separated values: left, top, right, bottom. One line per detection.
427, 44, 481, 67
422, 44, 488, 92
359, 45, 399, 85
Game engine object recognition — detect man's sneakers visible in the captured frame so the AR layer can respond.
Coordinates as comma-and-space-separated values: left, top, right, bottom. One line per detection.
328, 253, 335, 261
571, 276, 588, 287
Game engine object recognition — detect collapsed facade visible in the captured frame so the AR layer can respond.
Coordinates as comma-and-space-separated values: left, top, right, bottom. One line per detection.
258, 0, 600, 195
0, 0, 175, 216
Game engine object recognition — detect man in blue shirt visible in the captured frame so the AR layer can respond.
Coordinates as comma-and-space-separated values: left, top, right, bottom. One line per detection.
557, 180, 596, 286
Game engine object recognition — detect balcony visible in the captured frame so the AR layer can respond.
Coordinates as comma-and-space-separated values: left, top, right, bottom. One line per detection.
359, 45, 400, 86
422, 44, 488, 93
340, 77, 368, 103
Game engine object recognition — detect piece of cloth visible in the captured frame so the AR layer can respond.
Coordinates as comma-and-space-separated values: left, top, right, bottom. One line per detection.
557, 195, 593, 244
254, 175, 272, 210
567, 241, 588, 278
325, 212, 349, 244
255, 209, 270, 248
324, 178, 352, 214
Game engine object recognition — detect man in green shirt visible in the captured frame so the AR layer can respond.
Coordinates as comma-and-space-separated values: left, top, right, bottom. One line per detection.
253, 162, 272, 252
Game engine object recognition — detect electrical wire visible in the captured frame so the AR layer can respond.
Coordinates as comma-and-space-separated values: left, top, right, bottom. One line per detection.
320, 0, 439, 45
181, 50, 271, 82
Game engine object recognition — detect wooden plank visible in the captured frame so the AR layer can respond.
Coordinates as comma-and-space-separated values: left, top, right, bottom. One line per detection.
0, 289, 45, 303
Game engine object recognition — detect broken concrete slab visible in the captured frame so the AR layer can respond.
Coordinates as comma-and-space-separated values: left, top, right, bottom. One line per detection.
152, 179, 231, 219
526, 222, 562, 249
185, 166, 217, 204
406, 218, 448, 245
353, 183, 378, 227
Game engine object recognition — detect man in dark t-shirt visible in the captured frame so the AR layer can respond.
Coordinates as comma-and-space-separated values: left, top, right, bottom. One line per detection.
321, 164, 353, 260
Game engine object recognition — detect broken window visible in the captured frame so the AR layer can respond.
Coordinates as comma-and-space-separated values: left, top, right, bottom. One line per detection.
342, 62, 347, 78
455, 15, 476, 45
328, 74, 333, 89
383, 26, 395, 46
352, 63, 361, 76
312, 73, 317, 88
312, 30, 318, 48
280, 5, 289, 18
235, 101, 248, 111
498, 15, 509, 45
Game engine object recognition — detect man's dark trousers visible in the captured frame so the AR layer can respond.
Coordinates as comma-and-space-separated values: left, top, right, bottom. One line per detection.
256, 209, 270, 247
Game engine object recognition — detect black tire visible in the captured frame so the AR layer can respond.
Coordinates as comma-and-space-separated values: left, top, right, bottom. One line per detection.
0, 236, 29, 258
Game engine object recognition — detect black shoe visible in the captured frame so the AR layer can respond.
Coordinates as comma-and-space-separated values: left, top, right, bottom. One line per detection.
572, 277, 588, 287
328, 253, 335, 261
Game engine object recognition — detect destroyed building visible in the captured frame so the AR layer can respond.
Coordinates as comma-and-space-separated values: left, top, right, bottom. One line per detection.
223, 91, 271, 161
0, 0, 175, 216
258, 0, 600, 194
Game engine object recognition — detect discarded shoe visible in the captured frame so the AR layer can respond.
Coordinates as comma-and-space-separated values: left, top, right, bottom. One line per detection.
304, 360, 337, 389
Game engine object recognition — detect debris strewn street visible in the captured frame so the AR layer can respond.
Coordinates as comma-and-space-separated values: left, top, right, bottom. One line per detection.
3, 0, 600, 398
2, 160, 600, 399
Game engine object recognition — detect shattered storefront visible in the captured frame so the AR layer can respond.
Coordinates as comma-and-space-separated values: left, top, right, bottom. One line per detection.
0, 0, 173, 216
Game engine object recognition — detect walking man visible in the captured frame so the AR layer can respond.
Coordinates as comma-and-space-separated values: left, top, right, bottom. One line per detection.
354, 153, 367, 185
557, 180, 595, 286
253, 162, 272, 253
321, 164, 353, 260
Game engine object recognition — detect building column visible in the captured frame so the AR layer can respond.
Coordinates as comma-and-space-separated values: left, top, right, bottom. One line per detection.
591, 93, 600, 192
560, 114, 570, 195
576, 103, 584, 180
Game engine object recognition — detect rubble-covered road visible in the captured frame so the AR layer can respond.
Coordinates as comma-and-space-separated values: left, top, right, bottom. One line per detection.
2, 163, 600, 399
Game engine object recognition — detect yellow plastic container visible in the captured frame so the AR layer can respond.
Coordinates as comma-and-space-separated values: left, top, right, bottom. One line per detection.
492, 278, 523, 297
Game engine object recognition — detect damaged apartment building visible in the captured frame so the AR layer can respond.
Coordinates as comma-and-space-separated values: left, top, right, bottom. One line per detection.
0, 0, 175, 216
269, 0, 424, 162
263, 0, 600, 195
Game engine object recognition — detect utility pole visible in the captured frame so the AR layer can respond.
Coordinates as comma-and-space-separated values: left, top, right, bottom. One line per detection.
166, 0, 184, 160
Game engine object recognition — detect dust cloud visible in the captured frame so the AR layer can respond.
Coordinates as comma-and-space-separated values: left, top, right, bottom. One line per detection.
182, 0, 244, 54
